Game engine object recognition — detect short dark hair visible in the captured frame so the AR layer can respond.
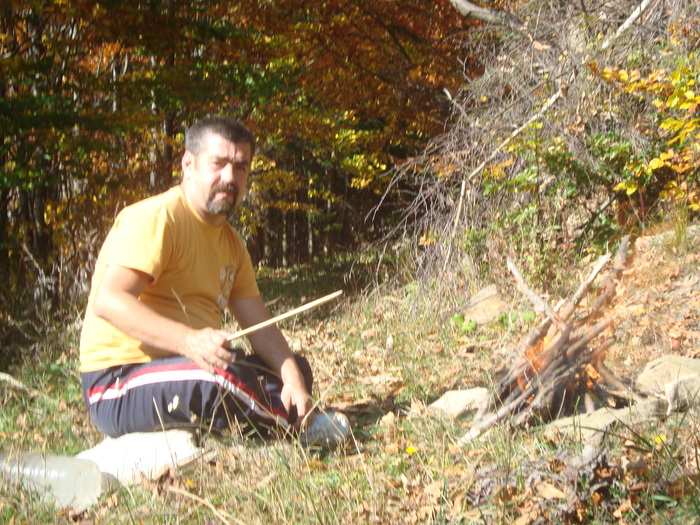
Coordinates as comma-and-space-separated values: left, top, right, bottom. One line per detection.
185, 117, 256, 157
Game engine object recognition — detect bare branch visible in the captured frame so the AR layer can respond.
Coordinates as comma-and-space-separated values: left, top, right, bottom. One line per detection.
559, 254, 611, 321
442, 88, 563, 273
601, 0, 656, 50
506, 256, 567, 332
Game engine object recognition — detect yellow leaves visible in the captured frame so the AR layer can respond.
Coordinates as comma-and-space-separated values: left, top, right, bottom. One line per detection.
251, 154, 277, 171
647, 157, 666, 171
598, 66, 644, 88
659, 181, 685, 200
613, 179, 638, 196
662, 115, 699, 145
335, 127, 362, 144
350, 174, 372, 190
593, 63, 669, 97
484, 156, 514, 181
647, 147, 694, 175
347, 154, 388, 192
667, 87, 698, 110
419, 230, 437, 246
689, 187, 700, 211
435, 162, 458, 179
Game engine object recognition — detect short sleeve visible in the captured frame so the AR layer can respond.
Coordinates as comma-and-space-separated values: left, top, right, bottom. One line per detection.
104, 205, 172, 281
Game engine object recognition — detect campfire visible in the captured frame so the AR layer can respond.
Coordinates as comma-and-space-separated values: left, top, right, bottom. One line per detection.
462, 236, 641, 442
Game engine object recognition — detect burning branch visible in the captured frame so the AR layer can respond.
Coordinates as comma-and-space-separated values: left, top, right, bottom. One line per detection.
461, 236, 636, 443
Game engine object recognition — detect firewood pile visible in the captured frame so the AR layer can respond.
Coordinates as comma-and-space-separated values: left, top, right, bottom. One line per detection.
461, 236, 641, 443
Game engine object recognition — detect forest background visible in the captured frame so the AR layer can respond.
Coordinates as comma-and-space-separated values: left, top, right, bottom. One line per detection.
2, 0, 698, 326
1, 0, 699, 523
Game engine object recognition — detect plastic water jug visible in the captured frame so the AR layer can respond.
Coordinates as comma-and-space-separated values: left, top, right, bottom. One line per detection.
0, 451, 117, 509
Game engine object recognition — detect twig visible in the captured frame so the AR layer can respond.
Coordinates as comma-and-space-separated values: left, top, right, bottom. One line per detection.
583, 236, 631, 319
526, 325, 574, 379
498, 324, 573, 394
559, 254, 611, 321
168, 486, 244, 525
566, 318, 614, 360
584, 393, 597, 414
461, 236, 634, 444
596, 360, 645, 404
0, 372, 50, 400
518, 317, 553, 355
0, 372, 31, 393
506, 257, 568, 332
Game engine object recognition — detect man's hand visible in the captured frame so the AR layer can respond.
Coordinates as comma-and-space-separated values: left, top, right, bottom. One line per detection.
281, 382, 313, 430
182, 328, 236, 374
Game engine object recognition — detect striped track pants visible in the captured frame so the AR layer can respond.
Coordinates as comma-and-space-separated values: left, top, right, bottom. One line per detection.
80, 349, 313, 438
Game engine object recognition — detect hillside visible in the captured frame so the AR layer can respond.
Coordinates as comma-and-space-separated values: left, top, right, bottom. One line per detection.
298, 224, 700, 523
0, 224, 699, 523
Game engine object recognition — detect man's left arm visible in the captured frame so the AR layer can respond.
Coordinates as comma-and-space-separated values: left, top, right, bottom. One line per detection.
228, 296, 313, 429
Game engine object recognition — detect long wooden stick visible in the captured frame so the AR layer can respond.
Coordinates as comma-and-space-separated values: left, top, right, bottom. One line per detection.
227, 290, 343, 343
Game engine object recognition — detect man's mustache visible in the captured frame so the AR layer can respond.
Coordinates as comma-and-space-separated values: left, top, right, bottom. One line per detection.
209, 183, 238, 199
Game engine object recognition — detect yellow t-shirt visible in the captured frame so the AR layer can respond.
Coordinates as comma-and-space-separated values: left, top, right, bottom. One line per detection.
79, 186, 260, 372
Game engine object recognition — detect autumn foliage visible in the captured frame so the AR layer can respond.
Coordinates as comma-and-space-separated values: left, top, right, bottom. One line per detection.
0, 0, 475, 301
1, 0, 698, 325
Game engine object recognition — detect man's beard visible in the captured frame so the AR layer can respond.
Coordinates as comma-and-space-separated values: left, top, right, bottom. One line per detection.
206, 183, 239, 215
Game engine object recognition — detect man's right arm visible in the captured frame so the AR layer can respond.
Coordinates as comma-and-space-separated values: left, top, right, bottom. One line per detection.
92, 264, 234, 373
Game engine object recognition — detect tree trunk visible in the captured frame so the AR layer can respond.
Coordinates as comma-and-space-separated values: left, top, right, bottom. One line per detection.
264, 207, 283, 267
162, 112, 175, 188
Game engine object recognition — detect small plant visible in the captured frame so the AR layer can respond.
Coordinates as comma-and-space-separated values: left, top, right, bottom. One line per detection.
451, 314, 478, 335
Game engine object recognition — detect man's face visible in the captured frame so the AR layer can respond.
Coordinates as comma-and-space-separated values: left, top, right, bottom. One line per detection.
182, 133, 252, 222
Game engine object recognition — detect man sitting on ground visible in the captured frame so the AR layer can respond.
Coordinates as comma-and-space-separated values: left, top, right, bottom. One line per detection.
78, 116, 349, 448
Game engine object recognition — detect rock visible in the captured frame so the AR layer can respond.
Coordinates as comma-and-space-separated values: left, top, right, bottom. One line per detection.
546, 398, 668, 442
429, 388, 489, 419
636, 355, 700, 394
665, 374, 700, 414
463, 285, 507, 325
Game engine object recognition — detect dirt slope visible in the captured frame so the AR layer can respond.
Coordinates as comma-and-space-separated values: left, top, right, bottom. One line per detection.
606, 226, 700, 378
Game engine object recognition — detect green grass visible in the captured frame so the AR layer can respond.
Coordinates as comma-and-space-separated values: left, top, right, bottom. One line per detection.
2, 251, 700, 524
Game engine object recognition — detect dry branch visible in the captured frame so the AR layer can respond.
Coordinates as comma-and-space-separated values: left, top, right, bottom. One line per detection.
446, 0, 523, 27
507, 256, 567, 332
0, 372, 31, 393
0, 372, 50, 400
601, 0, 655, 50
